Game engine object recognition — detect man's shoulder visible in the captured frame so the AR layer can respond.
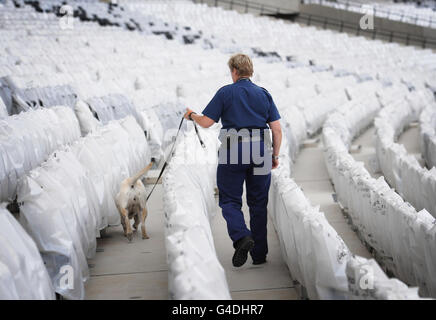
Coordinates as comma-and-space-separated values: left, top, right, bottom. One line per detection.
216, 84, 233, 96
218, 83, 233, 91
252, 83, 272, 98
248, 81, 270, 93
259, 86, 271, 95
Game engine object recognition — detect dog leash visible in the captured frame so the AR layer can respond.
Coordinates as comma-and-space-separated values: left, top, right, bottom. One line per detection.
193, 121, 206, 148
145, 115, 206, 201
146, 116, 185, 201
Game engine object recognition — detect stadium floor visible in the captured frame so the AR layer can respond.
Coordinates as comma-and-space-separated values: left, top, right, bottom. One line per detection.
293, 135, 372, 259
85, 184, 169, 300
84, 181, 298, 300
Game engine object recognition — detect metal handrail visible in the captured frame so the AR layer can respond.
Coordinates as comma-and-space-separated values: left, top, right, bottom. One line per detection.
296, 11, 436, 48
192, 0, 294, 15
301, 0, 436, 28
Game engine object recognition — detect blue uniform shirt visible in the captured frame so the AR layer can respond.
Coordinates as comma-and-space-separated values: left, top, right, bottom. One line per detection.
202, 78, 281, 129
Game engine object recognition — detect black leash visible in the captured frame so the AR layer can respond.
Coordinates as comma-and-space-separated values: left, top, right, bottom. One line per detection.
145, 116, 206, 201
146, 117, 185, 201
193, 121, 206, 148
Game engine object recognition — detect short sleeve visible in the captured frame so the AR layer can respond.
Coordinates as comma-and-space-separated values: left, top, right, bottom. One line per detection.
202, 88, 225, 123
266, 92, 281, 123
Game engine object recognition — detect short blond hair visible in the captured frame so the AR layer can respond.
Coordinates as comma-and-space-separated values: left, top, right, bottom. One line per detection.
228, 53, 253, 77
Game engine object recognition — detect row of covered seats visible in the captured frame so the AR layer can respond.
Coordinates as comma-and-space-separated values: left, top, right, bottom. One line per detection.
0, 204, 55, 299
0, 3, 233, 160
0, 106, 80, 202
0, 0, 254, 300
137, 0, 436, 299
162, 125, 231, 299
322, 88, 436, 298
420, 103, 436, 169
0, 76, 77, 115
125, 0, 436, 90
375, 88, 436, 218
0, 1, 182, 299
6, 0, 205, 45
267, 70, 424, 299
1, 0, 435, 300
16, 116, 150, 299
270, 140, 422, 299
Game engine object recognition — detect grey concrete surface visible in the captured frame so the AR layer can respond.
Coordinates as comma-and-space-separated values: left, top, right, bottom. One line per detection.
85, 184, 169, 300
351, 126, 383, 179
211, 191, 298, 299
292, 135, 372, 259
85, 177, 298, 300
397, 124, 424, 167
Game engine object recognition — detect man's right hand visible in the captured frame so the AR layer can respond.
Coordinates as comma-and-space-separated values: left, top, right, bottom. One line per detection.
184, 108, 194, 121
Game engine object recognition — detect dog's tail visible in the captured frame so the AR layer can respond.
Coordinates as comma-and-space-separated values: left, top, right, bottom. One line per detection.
130, 161, 154, 186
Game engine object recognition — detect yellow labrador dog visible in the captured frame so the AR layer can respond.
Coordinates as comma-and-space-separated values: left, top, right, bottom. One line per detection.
115, 162, 153, 242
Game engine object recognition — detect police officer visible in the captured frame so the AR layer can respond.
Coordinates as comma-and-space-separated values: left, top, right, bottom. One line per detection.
184, 53, 282, 267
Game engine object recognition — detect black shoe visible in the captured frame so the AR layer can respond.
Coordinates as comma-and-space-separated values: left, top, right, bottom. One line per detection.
232, 236, 255, 267
252, 257, 267, 265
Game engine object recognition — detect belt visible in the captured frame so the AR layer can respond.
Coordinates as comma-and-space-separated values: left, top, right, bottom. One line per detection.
224, 135, 264, 150
219, 128, 270, 150
233, 135, 264, 143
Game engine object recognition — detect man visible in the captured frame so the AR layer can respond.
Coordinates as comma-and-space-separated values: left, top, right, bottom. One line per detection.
184, 53, 282, 267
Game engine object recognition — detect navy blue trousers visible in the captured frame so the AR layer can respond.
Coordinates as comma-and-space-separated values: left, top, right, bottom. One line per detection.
217, 140, 271, 261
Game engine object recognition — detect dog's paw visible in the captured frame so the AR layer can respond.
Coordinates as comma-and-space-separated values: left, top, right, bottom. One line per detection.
142, 234, 149, 239
127, 233, 133, 242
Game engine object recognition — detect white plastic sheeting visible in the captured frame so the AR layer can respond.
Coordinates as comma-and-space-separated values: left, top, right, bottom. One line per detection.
86, 94, 144, 129
138, 105, 164, 161
12, 85, 78, 113
163, 125, 231, 299
0, 204, 55, 300
279, 106, 307, 162
0, 75, 77, 114
17, 116, 150, 299
0, 106, 81, 202
375, 89, 436, 218
18, 150, 94, 300
0, 97, 7, 119
269, 163, 351, 299
152, 101, 187, 159
74, 100, 102, 136
299, 91, 349, 136
323, 96, 436, 298
420, 104, 436, 169
268, 130, 421, 300
0, 76, 18, 116
267, 82, 422, 299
